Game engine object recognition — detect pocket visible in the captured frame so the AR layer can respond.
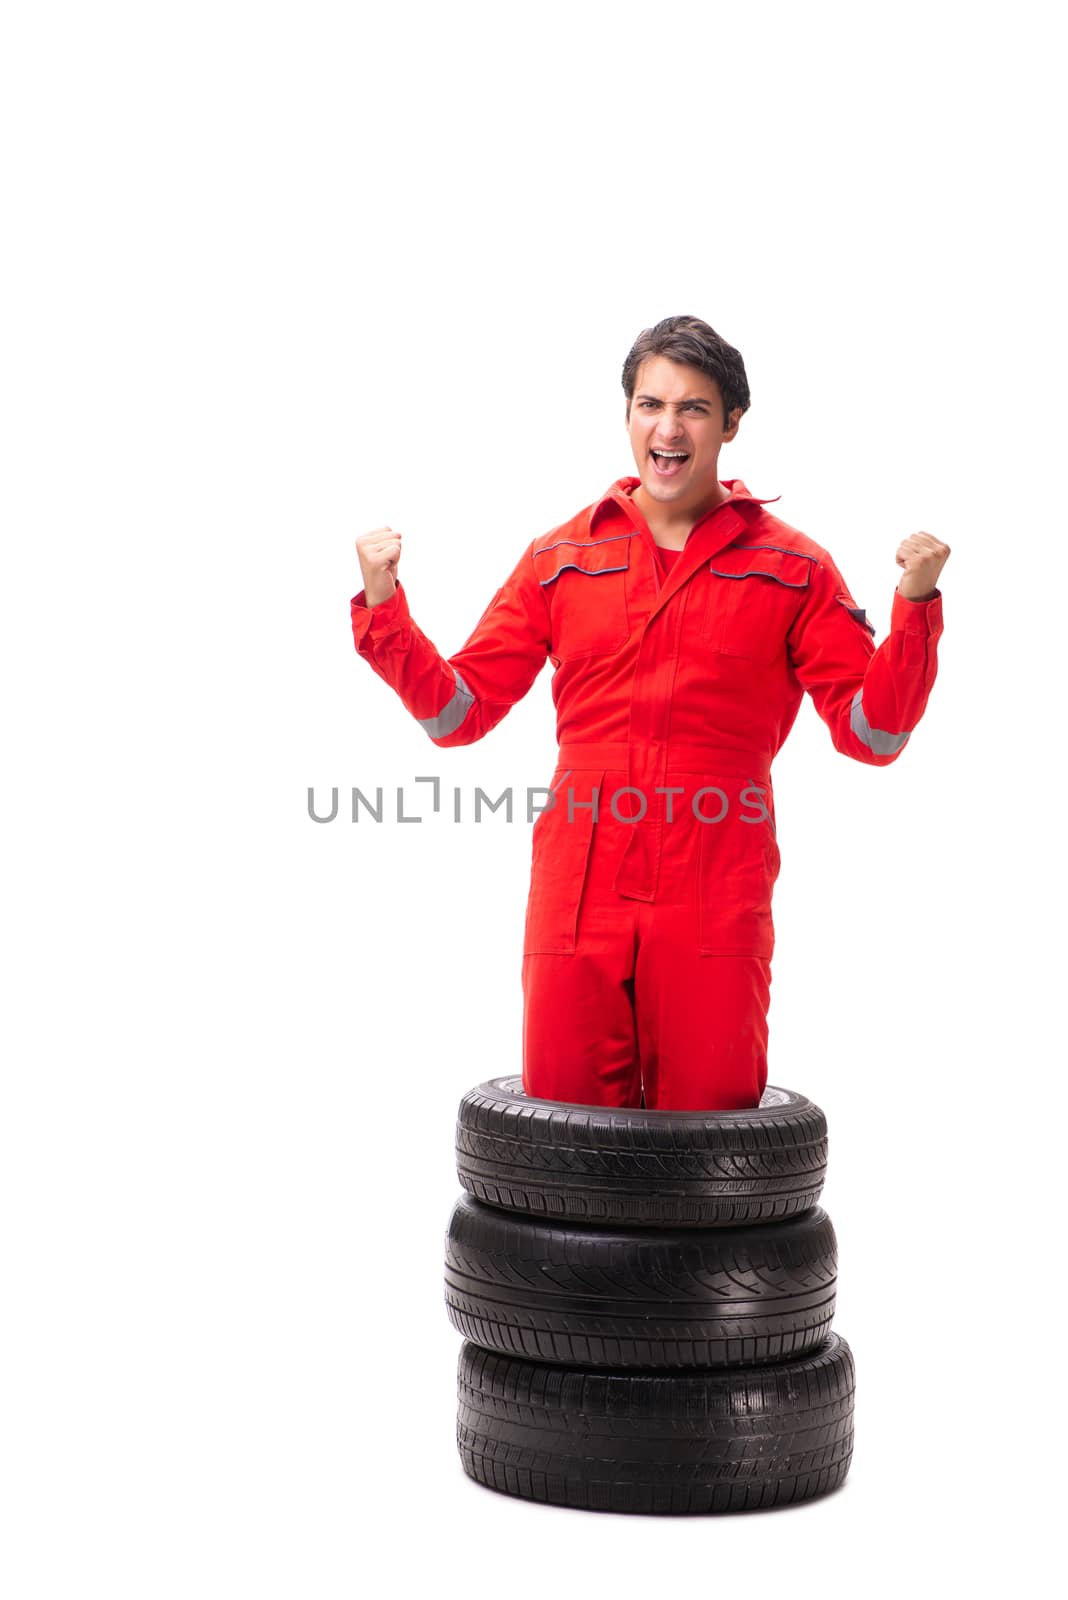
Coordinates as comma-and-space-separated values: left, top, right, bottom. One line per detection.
697, 780, 780, 957
522, 768, 605, 954
702, 545, 815, 665
533, 533, 633, 659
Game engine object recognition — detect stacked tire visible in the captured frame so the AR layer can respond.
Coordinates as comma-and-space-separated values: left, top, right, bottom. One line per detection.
445, 1076, 855, 1514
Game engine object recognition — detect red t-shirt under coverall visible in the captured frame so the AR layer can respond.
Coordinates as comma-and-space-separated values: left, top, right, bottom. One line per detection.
350, 477, 944, 1111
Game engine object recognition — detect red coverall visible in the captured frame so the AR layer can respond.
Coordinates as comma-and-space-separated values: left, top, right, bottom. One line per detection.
350, 477, 944, 1110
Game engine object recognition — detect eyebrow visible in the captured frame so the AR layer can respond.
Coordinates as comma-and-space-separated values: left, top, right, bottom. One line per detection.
635, 392, 712, 405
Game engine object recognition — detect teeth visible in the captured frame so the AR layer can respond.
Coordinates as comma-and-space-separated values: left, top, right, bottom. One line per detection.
653, 450, 687, 458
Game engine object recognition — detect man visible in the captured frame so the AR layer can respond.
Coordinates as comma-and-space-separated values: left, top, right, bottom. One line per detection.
350, 315, 949, 1111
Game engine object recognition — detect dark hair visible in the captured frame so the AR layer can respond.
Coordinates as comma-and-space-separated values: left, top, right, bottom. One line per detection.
622, 314, 750, 427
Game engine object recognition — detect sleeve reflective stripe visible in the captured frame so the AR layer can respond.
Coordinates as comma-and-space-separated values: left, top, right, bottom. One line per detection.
417, 668, 476, 738
850, 688, 910, 755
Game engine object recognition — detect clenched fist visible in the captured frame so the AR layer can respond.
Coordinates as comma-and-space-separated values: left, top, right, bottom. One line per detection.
356, 525, 403, 607
895, 531, 951, 602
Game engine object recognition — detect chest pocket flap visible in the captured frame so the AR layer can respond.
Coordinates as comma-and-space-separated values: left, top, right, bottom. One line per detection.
532, 532, 633, 658
704, 543, 816, 662
532, 532, 634, 585
707, 544, 815, 588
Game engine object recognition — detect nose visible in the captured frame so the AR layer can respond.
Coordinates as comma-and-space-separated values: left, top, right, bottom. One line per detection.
653, 409, 685, 442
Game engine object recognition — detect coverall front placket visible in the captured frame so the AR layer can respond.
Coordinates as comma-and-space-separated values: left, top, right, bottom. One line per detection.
583, 486, 776, 909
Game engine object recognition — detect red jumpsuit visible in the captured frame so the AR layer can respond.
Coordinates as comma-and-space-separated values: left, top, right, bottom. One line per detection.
350, 477, 944, 1110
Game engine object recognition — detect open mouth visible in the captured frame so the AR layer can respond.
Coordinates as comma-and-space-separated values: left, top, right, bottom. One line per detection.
650, 449, 690, 478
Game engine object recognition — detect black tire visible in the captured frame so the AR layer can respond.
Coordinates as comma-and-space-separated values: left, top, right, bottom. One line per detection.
457, 1334, 855, 1515
444, 1194, 837, 1369
455, 1076, 827, 1227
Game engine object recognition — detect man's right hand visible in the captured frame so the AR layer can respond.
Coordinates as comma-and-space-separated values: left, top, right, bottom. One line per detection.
356, 526, 403, 606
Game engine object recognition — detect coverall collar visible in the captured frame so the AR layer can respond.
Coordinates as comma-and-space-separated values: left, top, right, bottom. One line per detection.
591, 478, 784, 627
590, 476, 781, 537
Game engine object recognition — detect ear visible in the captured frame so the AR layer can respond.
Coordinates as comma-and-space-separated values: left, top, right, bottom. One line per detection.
723, 407, 743, 442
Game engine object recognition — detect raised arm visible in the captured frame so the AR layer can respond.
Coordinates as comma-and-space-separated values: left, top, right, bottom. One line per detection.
350, 528, 552, 748
787, 533, 949, 766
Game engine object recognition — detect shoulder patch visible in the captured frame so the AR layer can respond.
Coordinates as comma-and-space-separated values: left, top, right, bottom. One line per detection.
836, 595, 876, 636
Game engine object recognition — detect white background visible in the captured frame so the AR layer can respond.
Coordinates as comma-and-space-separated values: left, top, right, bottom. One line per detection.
2, 1, 1064, 1595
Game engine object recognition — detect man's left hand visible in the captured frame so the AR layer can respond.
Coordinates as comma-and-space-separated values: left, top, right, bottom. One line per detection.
895, 531, 951, 601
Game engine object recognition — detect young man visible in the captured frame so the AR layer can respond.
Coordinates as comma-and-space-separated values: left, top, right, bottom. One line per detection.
350, 315, 950, 1111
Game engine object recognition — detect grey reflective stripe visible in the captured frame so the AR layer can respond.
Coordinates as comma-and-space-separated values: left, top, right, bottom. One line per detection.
726, 544, 818, 561
537, 531, 639, 553
850, 688, 909, 755
418, 668, 475, 739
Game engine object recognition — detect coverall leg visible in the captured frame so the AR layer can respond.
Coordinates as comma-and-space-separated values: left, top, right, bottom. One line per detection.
521, 768, 772, 1111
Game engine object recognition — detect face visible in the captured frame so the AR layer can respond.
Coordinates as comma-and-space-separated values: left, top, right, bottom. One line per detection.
625, 354, 743, 521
